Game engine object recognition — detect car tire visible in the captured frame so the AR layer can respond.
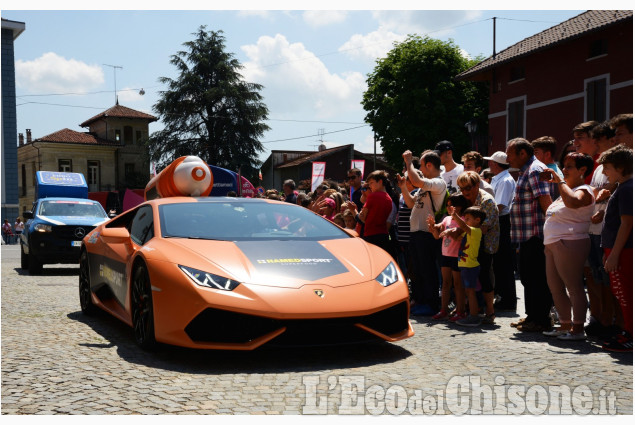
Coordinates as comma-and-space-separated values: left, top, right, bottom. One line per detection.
79, 250, 96, 315
28, 252, 42, 275
20, 245, 28, 269
131, 263, 156, 350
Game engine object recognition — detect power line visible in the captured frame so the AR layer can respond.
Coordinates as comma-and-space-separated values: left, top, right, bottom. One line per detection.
16, 86, 158, 98
16, 101, 108, 109
261, 124, 369, 144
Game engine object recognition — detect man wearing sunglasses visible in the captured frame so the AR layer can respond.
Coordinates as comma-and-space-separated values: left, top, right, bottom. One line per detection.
347, 168, 364, 211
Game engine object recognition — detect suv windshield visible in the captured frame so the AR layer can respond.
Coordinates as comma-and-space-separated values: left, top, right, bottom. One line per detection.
159, 201, 349, 241
38, 200, 107, 218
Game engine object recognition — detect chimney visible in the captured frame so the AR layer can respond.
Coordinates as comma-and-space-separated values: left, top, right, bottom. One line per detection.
26, 129, 32, 143
19, 133, 24, 146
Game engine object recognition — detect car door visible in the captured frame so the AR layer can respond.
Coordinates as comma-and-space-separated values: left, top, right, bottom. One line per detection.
99, 205, 154, 308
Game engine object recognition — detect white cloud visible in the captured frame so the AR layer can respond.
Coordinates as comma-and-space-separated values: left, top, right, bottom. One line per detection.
302, 10, 347, 28
241, 34, 366, 119
339, 10, 484, 62
15, 52, 104, 94
371, 10, 483, 36
338, 27, 405, 62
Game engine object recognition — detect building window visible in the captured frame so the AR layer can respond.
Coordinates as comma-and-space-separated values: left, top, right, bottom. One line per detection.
586, 77, 608, 122
114, 129, 121, 142
125, 163, 135, 180
507, 99, 525, 140
589, 39, 608, 58
509, 66, 525, 83
136, 130, 143, 145
124, 126, 133, 145
88, 161, 100, 192
21, 164, 26, 196
59, 159, 72, 172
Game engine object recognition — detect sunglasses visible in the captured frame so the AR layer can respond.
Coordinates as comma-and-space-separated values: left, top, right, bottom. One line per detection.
459, 185, 473, 192
346, 176, 357, 181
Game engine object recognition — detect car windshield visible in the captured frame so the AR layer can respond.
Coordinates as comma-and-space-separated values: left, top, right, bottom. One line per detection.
38, 200, 107, 218
159, 201, 350, 241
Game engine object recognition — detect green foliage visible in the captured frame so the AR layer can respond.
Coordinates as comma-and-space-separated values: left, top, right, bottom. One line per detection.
362, 35, 489, 168
148, 26, 269, 178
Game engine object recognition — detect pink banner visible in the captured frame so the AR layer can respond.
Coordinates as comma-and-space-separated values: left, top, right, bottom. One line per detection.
240, 176, 256, 197
123, 189, 145, 212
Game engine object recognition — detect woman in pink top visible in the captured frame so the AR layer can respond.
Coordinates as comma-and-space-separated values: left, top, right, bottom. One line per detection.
359, 170, 395, 257
541, 153, 596, 341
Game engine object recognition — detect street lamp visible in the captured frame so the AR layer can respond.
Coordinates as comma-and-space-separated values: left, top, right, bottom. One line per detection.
465, 119, 478, 152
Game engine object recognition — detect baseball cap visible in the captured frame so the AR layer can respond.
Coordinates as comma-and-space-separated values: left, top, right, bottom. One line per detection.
434, 140, 454, 153
483, 151, 508, 165
324, 198, 336, 208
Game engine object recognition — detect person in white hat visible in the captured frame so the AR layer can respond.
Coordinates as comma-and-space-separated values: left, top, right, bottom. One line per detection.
485, 151, 518, 311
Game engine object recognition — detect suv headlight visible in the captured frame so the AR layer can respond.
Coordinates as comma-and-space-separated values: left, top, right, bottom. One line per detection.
179, 265, 240, 291
376, 262, 400, 287
34, 223, 52, 233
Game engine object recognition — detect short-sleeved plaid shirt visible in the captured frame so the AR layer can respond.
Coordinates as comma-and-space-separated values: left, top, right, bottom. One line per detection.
510, 156, 552, 243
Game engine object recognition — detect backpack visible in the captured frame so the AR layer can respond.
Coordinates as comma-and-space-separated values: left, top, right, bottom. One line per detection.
427, 189, 450, 223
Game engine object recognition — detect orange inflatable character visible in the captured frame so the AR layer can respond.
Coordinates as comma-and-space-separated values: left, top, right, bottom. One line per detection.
145, 156, 214, 201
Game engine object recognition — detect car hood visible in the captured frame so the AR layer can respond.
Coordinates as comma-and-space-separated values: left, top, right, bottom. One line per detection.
164, 238, 383, 289
34, 215, 109, 226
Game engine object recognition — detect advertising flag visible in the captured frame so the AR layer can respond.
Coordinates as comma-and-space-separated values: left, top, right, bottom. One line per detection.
311, 162, 326, 192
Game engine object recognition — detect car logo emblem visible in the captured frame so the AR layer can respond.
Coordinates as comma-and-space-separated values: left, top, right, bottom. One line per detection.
314, 289, 324, 298
74, 227, 86, 238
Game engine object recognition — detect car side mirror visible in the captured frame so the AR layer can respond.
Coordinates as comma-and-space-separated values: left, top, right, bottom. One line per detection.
100, 227, 131, 244
23, 211, 33, 220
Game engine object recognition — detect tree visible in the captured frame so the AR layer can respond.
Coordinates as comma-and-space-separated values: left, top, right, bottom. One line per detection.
362, 35, 488, 167
148, 26, 270, 177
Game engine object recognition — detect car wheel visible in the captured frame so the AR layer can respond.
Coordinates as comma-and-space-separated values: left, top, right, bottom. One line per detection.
28, 252, 42, 275
131, 264, 156, 350
20, 245, 28, 269
79, 251, 96, 315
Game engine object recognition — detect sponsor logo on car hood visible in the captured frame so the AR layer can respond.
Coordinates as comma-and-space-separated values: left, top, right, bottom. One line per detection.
234, 241, 349, 282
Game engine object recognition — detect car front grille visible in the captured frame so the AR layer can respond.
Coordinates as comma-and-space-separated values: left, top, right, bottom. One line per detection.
184, 301, 409, 347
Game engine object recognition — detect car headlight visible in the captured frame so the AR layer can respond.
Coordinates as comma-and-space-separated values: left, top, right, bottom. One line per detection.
376, 262, 400, 287
34, 223, 52, 233
179, 265, 240, 291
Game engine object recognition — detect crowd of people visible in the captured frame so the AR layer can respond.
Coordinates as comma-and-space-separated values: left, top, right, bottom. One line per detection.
2, 217, 24, 245
262, 113, 633, 353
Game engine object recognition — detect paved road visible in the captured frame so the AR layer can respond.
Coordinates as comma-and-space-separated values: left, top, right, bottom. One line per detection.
1, 244, 632, 415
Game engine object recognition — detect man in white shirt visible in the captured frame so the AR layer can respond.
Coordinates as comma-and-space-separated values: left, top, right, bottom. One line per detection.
398, 149, 447, 316
436, 140, 463, 195
485, 151, 517, 311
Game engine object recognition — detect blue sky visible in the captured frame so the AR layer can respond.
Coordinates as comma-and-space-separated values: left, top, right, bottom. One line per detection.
2, 3, 604, 166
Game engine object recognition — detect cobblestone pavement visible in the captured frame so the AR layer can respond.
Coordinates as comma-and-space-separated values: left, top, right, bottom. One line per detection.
2, 244, 632, 415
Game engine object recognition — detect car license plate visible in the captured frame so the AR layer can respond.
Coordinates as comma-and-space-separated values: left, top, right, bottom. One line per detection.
71, 241, 82, 247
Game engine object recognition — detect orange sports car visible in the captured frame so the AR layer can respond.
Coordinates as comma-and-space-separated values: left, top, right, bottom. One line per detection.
79, 197, 413, 350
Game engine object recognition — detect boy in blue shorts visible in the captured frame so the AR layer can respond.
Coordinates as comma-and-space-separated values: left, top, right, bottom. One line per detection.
442, 205, 487, 327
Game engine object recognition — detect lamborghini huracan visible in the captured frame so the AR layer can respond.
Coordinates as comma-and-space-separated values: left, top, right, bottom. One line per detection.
79, 197, 414, 350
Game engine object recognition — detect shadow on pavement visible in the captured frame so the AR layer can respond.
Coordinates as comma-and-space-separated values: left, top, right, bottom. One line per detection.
14, 267, 79, 277
67, 310, 413, 374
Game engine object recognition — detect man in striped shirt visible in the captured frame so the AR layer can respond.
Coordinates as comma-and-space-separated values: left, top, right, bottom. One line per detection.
506, 138, 553, 332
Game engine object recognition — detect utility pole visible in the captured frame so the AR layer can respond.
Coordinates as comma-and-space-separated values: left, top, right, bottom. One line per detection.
103, 64, 123, 103
492, 17, 497, 59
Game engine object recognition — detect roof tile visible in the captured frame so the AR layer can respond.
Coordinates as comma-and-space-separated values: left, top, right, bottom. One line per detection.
80, 104, 157, 127
457, 10, 633, 80
33, 128, 120, 146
